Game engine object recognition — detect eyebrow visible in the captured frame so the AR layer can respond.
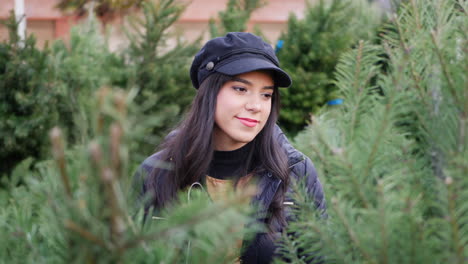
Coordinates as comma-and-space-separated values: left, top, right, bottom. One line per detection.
231, 77, 275, 90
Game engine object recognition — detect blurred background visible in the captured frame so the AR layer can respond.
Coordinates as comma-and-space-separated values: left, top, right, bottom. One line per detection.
0, 0, 391, 49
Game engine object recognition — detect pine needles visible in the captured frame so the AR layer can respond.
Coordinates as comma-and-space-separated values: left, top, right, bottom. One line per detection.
286, 0, 467, 263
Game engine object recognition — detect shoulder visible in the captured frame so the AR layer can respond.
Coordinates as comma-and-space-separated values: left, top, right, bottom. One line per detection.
133, 149, 172, 194
137, 150, 171, 175
137, 128, 179, 173
273, 124, 309, 170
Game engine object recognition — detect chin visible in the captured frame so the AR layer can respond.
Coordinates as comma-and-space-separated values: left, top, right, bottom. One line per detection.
234, 132, 258, 144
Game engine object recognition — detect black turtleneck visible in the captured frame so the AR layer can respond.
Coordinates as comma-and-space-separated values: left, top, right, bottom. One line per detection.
208, 142, 254, 180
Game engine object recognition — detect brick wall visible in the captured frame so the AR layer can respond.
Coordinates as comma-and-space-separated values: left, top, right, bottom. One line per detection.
0, 0, 308, 49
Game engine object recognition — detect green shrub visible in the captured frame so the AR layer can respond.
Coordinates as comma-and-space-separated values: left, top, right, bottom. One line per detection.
49, 14, 128, 145
0, 0, 196, 176
0, 11, 126, 177
123, 0, 200, 160
0, 13, 61, 175
277, 0, 382, 135
281, 0, 468, 262
0, 87, 255, 263
209, 0, 265, 37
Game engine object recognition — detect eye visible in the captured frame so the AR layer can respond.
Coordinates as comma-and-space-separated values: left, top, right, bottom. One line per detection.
261, 93, 273, 99
232, 86, 247, 93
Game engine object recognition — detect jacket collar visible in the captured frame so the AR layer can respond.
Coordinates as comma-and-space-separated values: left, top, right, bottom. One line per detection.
273, 124, 304, 168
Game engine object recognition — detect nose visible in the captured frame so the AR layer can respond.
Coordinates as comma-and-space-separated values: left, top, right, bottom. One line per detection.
245, 97, 261, 112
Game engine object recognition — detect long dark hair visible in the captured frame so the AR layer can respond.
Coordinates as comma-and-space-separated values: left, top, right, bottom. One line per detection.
144, 72, 289, 231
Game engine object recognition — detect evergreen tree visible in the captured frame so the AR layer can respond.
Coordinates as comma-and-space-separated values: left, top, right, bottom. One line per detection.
0, 12, 61, 176
276, 0, 382, 135
0, 9, 126, 177
280, 0, 467, 263
50, 11, 127, 145
209, 0, 265, 37
0, 86, 256, 263
124, 0, 199, 161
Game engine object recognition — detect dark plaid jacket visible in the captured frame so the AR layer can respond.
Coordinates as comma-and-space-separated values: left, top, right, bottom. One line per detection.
134, 125, 326, 263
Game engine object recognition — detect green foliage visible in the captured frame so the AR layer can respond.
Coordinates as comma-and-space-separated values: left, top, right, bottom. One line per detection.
49, 13, 128, 145
0, 12, 61, 175
209, 0, 265, 37
0, 10, 126, 177
0, 0, 196, 176
124, 0, 199, 160
277, 0, 382, 135
0, 88, 255, 263
281, 0, 467, 262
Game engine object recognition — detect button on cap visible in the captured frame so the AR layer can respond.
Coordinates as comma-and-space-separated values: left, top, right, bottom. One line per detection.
205, 61, 214, 70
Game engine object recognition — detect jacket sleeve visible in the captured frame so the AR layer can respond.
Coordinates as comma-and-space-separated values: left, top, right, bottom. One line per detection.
131, 157, 153, 219
131, 151, 170, 219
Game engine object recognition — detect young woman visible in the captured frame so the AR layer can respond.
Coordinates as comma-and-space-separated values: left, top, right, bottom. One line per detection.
135, 32, 326, 263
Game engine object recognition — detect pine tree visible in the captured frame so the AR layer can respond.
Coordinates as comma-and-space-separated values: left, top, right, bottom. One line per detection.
0, 86, 256, 263
209, 0, 265, 37
0, 8, 127, 177
50, 10, 127, 145
0, 12, 61, 176
124, 0, 199, 161
276, 0, 382, 135
279, 0, 467, 263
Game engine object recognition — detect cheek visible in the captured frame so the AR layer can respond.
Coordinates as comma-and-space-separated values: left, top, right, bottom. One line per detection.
215, 91, 236, 123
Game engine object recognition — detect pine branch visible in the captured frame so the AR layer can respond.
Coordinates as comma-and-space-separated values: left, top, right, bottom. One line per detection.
362, 102, 391, 184
445, 177, 466, 264
64, 220, 110, 250
332, 198, 376, 264
277, 232, 307, 264
409, 0, 422, 29
118, 186, 255, 252
348, 164, 371, 209
50, 127, 72, 198
392, 14, 427, 105
381, 39, 431, 135
301, 222, 347, 263
89, 141, 126, 245
377, 182, 388, 264
349, 41, 365, 141
430, 30, 460, 107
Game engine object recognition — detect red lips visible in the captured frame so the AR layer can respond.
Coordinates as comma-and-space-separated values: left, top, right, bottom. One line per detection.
237, 117, 259, 123
236, 117, 259, 128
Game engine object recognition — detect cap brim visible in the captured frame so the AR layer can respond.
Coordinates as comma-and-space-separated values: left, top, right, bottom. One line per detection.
216, 57, 292, 88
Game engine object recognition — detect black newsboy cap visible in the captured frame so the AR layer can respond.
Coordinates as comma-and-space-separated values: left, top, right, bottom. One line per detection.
190, 32, 292, 89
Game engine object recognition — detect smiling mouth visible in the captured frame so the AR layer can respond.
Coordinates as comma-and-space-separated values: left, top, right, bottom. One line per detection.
236, 117, 259, 127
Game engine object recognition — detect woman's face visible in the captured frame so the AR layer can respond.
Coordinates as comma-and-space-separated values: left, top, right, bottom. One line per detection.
213, 71, 274, 151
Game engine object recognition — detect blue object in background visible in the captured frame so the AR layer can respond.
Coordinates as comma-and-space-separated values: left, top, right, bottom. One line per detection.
327, 99, 344, 105
275, 40, 284, 53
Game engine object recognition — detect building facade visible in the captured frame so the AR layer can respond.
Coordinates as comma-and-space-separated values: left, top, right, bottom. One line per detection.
0, 0, 309, 49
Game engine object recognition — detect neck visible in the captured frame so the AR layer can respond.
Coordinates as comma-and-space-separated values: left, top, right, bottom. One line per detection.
213, 127, 248, 151
208, 142, 254, 179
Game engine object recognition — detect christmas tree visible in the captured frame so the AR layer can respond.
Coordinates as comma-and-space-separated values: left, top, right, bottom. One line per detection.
276, 0, 382, 135
124, 0, 199, 161
209, 0, 265, 37
0, 86, 256, 263
0, 12, 61, 176
281, 0, 467, 263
